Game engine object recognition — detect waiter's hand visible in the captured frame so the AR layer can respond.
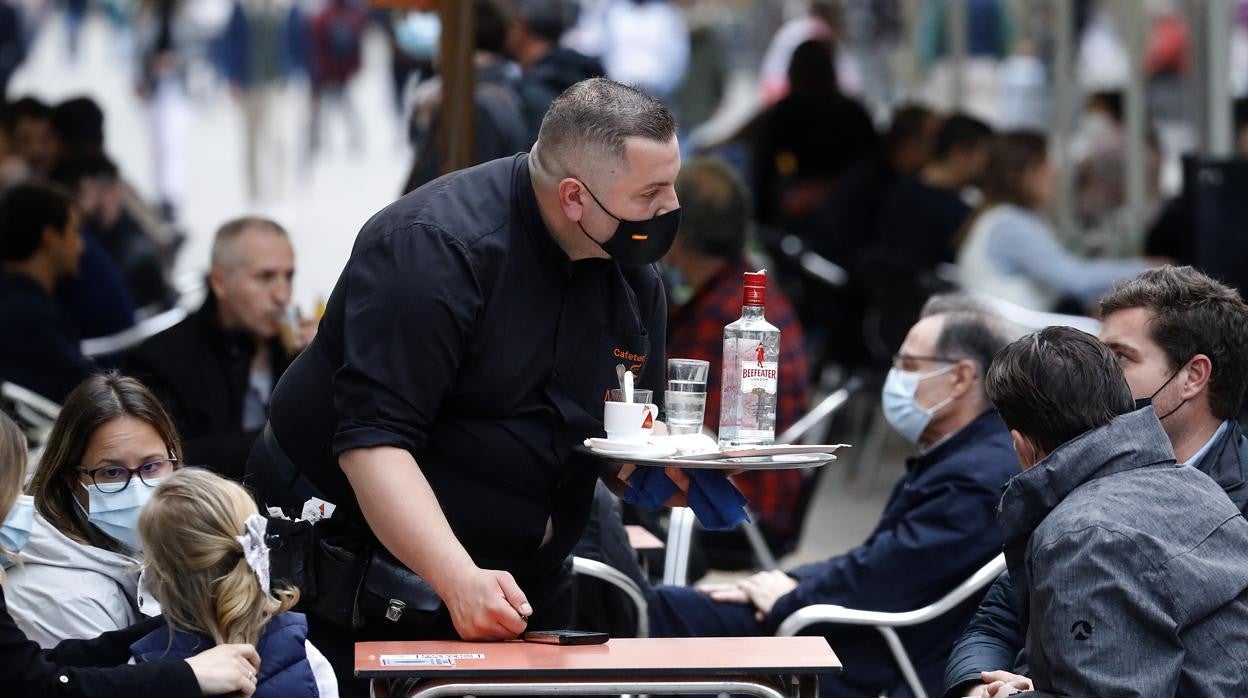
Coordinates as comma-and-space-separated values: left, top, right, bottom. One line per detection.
444, 567, 533, 640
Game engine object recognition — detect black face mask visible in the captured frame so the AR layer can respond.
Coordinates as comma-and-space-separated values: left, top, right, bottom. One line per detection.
1134, 362, 1189, 421
577, 181, 681, 267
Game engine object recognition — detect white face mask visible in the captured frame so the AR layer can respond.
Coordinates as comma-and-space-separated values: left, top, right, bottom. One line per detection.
881, 365, 957, 443
0, 494, 35, 565
75, 479, 162, 551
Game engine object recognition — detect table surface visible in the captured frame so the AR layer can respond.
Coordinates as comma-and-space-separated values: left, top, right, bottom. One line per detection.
625, 524, 665, 550
355, 636, 841, 679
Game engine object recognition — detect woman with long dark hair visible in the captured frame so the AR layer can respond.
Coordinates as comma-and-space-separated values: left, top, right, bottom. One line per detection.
0, 410, 262, 696
956, 131, 1151, 311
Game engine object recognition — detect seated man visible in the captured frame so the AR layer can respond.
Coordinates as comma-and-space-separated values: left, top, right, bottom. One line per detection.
984, 326, 1248, 696
55, 153, 172, 311
0, 182, 92, 402
876, 113, 992, 266
662, 156, 809, 558
650, 296, 1017, 697
124, 217, 315, 479
945, 265, 1248, 697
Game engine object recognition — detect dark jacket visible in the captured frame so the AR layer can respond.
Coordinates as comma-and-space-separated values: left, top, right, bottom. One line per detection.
998, 408, 1248, 696
517, 47, 605, 148
767, 409, 1017, 696
943, 418, 1248, 697
0, 270, 94, 403
0, 592, 199, 698
124, 292, 292, 479
132, 612, 317, 698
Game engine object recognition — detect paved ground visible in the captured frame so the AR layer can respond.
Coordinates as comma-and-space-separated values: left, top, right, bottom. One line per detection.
25, 12, 904, 579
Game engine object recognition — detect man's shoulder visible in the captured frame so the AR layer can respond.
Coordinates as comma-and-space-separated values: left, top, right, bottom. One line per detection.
126, 308, 208, 367
926, 415, 1017, 484
1038, 465, 1244, 557
355, 156, 522, 257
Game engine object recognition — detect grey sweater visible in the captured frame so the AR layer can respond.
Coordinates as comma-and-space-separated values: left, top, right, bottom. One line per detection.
999, 407, 1248, 697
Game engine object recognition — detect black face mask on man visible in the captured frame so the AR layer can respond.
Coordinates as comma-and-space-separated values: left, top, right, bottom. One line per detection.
576, 180, 681, 267
1134, 360, 1190, 421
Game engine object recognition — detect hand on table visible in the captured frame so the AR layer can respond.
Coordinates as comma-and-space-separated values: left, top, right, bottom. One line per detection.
185, 643, 261, 696
443, 567, 532, 640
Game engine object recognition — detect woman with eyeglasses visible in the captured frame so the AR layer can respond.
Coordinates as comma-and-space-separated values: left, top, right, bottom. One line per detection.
0, 409, 263, 696
6, 372, 183, 647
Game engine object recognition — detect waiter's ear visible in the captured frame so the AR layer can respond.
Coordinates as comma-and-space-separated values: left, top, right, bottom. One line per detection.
557, 178, 587, 223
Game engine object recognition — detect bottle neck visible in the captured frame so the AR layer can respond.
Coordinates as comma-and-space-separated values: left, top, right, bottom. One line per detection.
740, 304, 765, 319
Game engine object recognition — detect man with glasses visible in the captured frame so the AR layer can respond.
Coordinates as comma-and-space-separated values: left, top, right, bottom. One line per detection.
648, 295, 1018, 697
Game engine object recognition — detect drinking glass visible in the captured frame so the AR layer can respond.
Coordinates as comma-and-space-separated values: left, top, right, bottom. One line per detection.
666, 359, 709, 435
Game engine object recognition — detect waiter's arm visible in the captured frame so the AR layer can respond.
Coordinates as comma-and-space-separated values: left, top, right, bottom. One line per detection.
332, 229, 529, 639
342, 445, 532, 640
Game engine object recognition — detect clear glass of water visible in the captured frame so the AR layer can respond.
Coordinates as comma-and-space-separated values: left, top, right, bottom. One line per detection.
666, 358, 710, 435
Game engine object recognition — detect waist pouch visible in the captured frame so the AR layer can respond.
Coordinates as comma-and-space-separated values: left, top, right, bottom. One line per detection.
258, 428, 444, 632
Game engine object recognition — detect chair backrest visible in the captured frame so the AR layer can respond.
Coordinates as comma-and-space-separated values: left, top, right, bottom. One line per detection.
81, 305, 187, 358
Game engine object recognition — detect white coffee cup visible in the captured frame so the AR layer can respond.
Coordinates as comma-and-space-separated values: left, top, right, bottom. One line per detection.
603, 400, 659, 443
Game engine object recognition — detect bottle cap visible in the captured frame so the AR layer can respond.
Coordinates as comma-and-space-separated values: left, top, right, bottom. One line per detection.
743, 270, 767, 307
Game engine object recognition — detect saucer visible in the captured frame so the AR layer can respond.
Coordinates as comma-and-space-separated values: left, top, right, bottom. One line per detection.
584, 438, 678, 459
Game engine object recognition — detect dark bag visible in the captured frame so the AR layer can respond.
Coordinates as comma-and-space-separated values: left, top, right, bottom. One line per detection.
357, 549, 447, 633
266, 512, 444, 633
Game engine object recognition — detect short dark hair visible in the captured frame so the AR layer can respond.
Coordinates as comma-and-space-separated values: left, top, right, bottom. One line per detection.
933, 113, 993, 160
474, 0, 512, 54
986, 326, 1135, 454
0, 182, 73, 263
1100, 266, 1248, 419
51, 96, 105, 154
674, 157, 749, 259
534, 78, 676, 174
515, 0, 577, 43
52, 152, 119, 190
6, 97, 52, 134
882, 104, 934, 158
981, 131, 1048, 208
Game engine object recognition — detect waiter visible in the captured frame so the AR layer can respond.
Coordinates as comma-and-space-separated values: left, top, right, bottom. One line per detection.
246, 78, 683, 692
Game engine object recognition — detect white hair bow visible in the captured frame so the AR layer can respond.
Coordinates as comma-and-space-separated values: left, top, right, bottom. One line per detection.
235, 514, 271, 594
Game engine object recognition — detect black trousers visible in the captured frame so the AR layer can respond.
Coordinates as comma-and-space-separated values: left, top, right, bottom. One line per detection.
246, 424, 577, 698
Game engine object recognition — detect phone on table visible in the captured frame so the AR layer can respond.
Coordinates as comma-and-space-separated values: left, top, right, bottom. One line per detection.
522, 630, 610, 645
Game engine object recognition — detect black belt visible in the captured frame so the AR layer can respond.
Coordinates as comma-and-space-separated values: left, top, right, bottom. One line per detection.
256, 423, 327, 510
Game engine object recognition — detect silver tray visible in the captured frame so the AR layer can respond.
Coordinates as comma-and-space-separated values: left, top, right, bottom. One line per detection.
579, 444, 845, 470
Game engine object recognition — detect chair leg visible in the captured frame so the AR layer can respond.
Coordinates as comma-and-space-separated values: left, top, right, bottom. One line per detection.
876, 626, 927, 698
742, 515, 780, 570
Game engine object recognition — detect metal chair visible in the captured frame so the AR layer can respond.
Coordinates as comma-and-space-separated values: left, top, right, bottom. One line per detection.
81, 305, 188, 358
775, 553, 1007, 698
571, 556, 650, 638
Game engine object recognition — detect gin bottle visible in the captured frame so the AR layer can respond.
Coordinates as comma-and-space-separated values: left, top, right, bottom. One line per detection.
718, 270, 780, 448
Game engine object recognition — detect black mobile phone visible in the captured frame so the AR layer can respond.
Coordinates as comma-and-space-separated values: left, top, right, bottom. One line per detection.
522, 629, 610, 645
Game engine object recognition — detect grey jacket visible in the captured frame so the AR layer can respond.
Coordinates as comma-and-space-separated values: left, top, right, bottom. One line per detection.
3, 513, 141, 647
944, 418, 1248, 697
999, 407, 1248, 697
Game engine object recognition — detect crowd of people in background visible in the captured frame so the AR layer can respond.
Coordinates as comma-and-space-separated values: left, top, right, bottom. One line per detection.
5, 1, 1248, 698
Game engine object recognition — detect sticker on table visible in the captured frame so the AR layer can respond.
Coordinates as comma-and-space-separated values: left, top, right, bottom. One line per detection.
379, 653, 485, 667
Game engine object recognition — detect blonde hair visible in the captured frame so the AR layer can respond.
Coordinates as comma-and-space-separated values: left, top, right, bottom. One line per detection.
139, 468, 298, 646
0, 411, 28, 583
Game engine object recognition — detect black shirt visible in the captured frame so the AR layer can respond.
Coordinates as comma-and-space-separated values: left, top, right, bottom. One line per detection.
268, 154, 666, 577
877, 177, 972, 266
0, 270, 94, 402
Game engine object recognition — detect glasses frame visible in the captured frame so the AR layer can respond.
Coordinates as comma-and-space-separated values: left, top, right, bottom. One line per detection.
77, 457, 179, 494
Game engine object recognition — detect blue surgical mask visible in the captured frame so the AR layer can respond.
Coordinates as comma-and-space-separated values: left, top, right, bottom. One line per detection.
76, 479, 161, 551
882, 365, 957, 443
0, 494, 35, 566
